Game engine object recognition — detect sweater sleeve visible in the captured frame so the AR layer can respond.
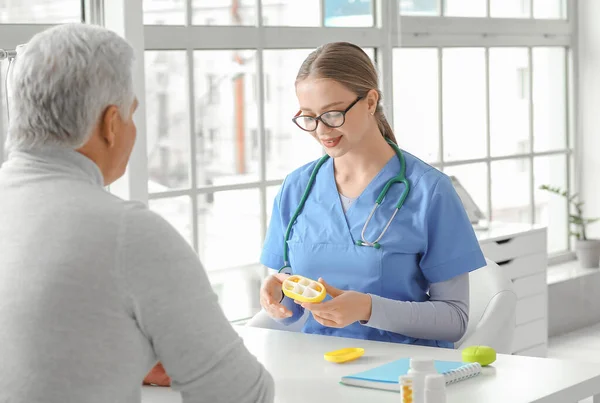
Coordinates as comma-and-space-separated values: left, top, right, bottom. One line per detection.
116, 204, 274, 403
361, 273, 469, 343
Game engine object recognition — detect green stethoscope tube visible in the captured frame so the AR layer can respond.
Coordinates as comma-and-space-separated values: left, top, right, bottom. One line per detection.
278, 140, 410, 274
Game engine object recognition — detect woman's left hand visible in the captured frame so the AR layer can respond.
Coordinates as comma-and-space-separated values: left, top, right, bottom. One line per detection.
297, 278, 372, 328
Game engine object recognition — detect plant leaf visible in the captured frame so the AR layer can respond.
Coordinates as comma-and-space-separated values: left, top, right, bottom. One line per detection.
569, 230, 582, 239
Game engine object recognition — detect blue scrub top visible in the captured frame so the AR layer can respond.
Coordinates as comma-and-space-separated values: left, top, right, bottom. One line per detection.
260, 149, 486, 348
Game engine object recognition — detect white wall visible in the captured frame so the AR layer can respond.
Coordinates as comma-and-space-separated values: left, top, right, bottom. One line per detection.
578, 0, 600, 238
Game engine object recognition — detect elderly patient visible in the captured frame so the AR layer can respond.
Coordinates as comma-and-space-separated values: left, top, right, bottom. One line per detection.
0, 23, 274, 403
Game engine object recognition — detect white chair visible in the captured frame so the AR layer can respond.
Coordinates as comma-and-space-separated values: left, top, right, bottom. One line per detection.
247, 258, 517, 353
455, 258, 517, 354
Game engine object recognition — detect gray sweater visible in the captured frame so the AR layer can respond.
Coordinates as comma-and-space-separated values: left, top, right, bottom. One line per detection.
0, 147, 274, 403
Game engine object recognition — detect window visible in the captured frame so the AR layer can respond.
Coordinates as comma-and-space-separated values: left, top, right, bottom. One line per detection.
1, 1, 572, 323
206, 74, 219, 105
0, 60, 7, 161
491, 0, 530, 18
145, 51, 191, 191
136, 0, 575, 321
393, 48, 439, 163
253, 74, 270, 103
143, 0, 186, 25
0, 0, 82, 23
401, 0, 567, 18
400, 0, 439, 16
0, 0, 86, 167
393, 46, 572, 259
516, 67, 530, 101
490, 49, 529, 157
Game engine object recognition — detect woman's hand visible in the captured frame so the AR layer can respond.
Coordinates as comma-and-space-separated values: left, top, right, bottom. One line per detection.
259, 273, 293, 319
298, 278, 372, 328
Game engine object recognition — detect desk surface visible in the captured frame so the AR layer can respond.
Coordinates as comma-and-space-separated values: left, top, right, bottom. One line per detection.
142, 326, 600, 403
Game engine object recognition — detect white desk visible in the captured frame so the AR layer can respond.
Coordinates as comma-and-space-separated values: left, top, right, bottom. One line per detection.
143, 326, 600, 403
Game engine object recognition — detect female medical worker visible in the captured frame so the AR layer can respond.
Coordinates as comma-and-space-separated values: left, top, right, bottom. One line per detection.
258, 42, 486, 348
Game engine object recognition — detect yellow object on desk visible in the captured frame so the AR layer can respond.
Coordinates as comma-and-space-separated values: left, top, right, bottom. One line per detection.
324, 347, 365, 363
281, 275, 327, 303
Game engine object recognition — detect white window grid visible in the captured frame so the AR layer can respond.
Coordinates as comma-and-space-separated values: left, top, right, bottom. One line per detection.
139, 0, 575, 265
0, 0, 577, 269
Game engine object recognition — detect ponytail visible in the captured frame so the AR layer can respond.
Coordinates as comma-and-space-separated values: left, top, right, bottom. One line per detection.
374, 108, 397, 145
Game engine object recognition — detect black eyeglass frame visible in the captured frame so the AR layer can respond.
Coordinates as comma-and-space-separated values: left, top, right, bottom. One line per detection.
292, 96, 363, 132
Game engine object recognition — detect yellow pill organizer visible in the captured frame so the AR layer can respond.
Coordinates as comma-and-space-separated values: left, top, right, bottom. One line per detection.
281, 275, 327, 303
324, 347, 365, 363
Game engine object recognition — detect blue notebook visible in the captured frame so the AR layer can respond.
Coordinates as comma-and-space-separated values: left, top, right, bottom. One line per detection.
340, 358, 465, 392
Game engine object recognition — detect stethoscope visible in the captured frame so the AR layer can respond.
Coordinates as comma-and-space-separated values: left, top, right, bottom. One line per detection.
278, 140, 410, 274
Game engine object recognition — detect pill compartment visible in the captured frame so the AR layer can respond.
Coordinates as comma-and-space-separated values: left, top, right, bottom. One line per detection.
298, 278, 311, 287
281, 275, 326, 303
302, 287, 318, 298
292, 283, 304, 294
308, 282, 322, 292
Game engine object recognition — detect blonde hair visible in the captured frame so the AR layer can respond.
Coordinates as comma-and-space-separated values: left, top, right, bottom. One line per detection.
295, 42, 397, 145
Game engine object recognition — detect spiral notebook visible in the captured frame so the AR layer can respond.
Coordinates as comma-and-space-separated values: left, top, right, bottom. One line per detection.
340, 358, 481, 392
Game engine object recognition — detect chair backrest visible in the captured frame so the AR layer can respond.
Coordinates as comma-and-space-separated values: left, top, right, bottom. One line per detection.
455, 258, 517, 354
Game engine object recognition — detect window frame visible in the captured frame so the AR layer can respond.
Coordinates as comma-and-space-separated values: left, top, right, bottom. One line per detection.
0, 0, 578, 321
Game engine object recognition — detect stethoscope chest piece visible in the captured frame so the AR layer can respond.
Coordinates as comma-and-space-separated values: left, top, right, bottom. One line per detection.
355, 240, 381, 249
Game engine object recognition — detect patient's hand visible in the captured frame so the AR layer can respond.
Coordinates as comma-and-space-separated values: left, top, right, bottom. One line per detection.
143, 362, 171, 386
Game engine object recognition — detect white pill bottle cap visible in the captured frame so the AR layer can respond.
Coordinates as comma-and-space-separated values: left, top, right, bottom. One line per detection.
409, 358, 436, 372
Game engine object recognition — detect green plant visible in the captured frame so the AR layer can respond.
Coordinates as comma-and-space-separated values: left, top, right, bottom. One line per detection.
539, 185, 599, 240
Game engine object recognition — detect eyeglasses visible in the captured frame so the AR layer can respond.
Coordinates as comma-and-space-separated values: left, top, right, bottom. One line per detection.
292, 96, 363, 132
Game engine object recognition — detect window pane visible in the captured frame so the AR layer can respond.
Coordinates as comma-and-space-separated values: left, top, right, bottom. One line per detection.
262, 0, 319, 26
198, 189, 261, 271
489, 48, 530, 157
149, 196, 193, 246
400, 0, 440, 16
263, 49, 323, 180
444, 0, 486, 17
568, 49, 575, 150
324, 0, 373, 27
194, 50, 259, 186
0, 60, 7, 162
262, 0, 373, 27
533, 0, 566, 19
144, 0, 185, 25
0, 0, 81, 23
534, 155, 568, 253
443, 163, 488, 222
209, 264, 262, 321
145, 51, 191, 191
393, 48, 439, 163
490, 0, 530, 18
442, 48, 486, 161
491, 159, 532, 223
192, 0, 256, 25
533, 47, 567, 152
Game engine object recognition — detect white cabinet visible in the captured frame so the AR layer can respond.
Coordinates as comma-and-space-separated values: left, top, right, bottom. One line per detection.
476, 223, 548, 357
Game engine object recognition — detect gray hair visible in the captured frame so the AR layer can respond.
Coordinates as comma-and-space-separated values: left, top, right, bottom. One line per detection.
7, 23, 135, 151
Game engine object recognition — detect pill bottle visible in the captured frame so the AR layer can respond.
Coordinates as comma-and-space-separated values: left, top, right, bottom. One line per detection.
424, 373, 447, 403
407, 358, 437, 403
399, 374, 414, 403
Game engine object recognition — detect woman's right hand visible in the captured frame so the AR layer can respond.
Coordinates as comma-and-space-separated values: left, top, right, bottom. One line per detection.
260, 273, 293, 319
